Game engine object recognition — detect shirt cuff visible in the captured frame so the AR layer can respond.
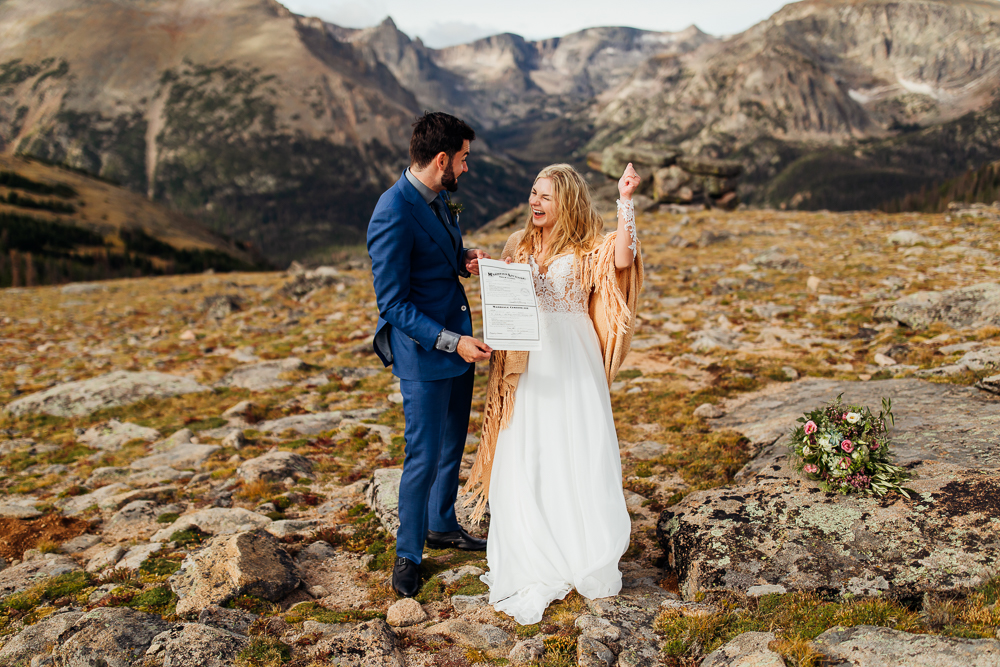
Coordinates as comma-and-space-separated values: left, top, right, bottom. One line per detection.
434, 329, 461, 353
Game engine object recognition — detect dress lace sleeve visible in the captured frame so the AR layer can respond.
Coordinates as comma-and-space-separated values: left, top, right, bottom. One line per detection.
617, 198, 637, 258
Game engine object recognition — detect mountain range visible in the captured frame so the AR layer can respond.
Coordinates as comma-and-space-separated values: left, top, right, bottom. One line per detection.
1, 0, 999, 264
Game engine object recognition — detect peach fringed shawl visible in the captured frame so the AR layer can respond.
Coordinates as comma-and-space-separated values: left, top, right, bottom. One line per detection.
462, 229, 643, 521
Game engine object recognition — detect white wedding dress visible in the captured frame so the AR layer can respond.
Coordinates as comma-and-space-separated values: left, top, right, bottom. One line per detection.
480, 253, 631, 625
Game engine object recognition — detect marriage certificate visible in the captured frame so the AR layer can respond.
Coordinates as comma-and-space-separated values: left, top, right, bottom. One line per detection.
477, 259, 542, 351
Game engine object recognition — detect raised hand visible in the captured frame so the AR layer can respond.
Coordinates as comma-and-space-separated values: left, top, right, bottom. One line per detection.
618, 162, 641, 200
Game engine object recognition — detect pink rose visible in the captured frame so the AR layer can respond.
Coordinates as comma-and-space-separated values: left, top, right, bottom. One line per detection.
839, 458, 851, 469
841, 439, 854, 453
804, 464, 819, 474
804, 421, 817, 435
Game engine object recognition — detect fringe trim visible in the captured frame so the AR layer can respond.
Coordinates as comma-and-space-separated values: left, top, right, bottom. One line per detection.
461, 231, 641, 522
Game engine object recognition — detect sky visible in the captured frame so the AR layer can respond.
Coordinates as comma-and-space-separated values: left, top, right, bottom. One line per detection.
279, 0, 795, 48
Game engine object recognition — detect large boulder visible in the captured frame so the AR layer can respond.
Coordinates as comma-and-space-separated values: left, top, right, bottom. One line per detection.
0, 610, 83, 665
170, 529, 299, 615
78, 419, 161, 451
148, 623, 250, 667
51, 607, 173, 667
256, 411, 344, 435
129, 443, 220, 471
0, 496, 42, 519
874, 282, 1000, 329
151, 507, 271, 542
811, 625, 1000, 666
4, 371, 207, 417
310, 619, 404, 666
677, 156, 743, 177
237, 450, 314, 483
366, 468, 402, 535
599, 145, 681, 184
657, 379, 1000, 600
700, 632, 783, 667
216, 357, 304, 391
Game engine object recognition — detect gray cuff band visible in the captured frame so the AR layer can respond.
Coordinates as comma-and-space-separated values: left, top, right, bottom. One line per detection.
434, 329, 461, 353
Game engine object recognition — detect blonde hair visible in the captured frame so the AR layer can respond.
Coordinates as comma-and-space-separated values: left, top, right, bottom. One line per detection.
518, 164, 604, 265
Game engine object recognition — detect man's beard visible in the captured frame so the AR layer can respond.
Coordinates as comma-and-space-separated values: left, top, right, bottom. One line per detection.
441, 162, 459, 192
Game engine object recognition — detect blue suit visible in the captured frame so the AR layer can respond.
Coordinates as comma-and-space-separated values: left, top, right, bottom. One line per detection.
367, 171, 475, 563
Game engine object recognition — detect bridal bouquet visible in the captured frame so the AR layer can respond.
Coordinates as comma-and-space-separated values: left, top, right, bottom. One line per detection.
788, 395, 913, 498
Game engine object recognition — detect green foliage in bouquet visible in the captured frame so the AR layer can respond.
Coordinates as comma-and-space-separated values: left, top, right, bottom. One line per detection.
788, 394, 913, 498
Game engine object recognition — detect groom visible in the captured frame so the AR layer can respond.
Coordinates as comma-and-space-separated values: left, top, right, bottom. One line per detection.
367, 111, 493, 597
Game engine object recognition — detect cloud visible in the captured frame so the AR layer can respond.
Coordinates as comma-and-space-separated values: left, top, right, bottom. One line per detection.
415, 21, 504, 48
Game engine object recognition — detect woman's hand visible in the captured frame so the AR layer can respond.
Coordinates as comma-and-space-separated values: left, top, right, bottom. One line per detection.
618, 163, 640, 200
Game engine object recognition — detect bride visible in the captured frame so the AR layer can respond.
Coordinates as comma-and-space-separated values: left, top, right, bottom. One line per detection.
463, 162, 642, 625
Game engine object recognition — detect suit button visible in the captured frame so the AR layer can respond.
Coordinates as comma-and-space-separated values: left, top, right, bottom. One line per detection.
461, 306, 467, 311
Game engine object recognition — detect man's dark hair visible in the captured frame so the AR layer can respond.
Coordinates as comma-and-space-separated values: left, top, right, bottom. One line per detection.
409, 112, 476, 169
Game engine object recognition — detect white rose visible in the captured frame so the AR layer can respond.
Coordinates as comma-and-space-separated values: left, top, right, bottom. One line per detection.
818, 436, 832, 451
803, 446, 812, 456
846, 412, 861, 424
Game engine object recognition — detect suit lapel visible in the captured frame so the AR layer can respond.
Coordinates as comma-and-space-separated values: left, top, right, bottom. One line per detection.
396, 173, 459, 272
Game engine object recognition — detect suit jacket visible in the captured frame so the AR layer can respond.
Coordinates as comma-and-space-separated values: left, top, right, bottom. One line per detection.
367, 171, 473, 381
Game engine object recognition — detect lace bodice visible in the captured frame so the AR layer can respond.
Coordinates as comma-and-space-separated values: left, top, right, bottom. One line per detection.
530, 254, 590, 315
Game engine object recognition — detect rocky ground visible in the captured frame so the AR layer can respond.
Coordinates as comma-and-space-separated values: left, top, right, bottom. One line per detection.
1, 203, 999, 666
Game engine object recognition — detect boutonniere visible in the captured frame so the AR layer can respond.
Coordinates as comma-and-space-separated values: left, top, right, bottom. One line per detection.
447, 201, 464, 223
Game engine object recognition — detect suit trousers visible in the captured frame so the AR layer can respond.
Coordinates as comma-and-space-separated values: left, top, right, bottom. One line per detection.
395, 365, 475, 563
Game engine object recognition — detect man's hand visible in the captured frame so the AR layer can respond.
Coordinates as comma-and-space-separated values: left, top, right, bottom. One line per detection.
457, 336, 492, 362
464, 249, 491, 276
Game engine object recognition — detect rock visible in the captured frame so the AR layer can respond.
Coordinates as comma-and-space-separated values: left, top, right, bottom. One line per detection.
221, 429, 246, 449
436, 565, 486, 585
127, 466, 193, 487
256, 411, 344, 435
151, 507, 272, 542
69, 484, 176, 514
977, 374, 1000, 395
265, 519, 319, 538
601, 145, 680, 183
52, 607, 172, 667
130, 443, 220, 471
577, 637, 614, 667
237, 450, 313, 483
0, 555, 81, 598
752, 303, 794, 319
653, 165, 692, 201
104, 500, 160, 542
659, 599, 720, 617
658, 378, 1000, 600
197, 604, 258, 635
627, 440, 667, 460
874, 352, 897, 366
752, 247, 801, 271
509, 638, 545, 664
201, 294, 244, 320
688, 327, 741, 352
4, 371, 208, 417
811, 625, 1000, 666
698, 229, 732, 247
701, 631, 783, 667
451, 594, 488, 614
311, 619, 404, 667
216, 357, 305, 391
60, 534, 101, 554
386, 598, 427, 626
746, 584, 787, 597
917, 346, 1000, 377
118, 542, 162, 570
222, 400, 256, 421
807, 276, 821, 292
0, 496, 42, 519
150, 623, 249, 667
575, 615, 621, 643
694, 403, 725, 419
152, 428, 195, 451
677, 156, 742, 177
875, 282, 1000, 329
426, 620, 514, 653
171, 529, 299, 615
887, 230, 935, 246
366, 468, 402, 535
86, 545, 126, 573
85, 466, 129, 487
782, 366, 800, 381
0, 610, 84, 666
78, 419, 161, 451
297, 540, 338, 563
